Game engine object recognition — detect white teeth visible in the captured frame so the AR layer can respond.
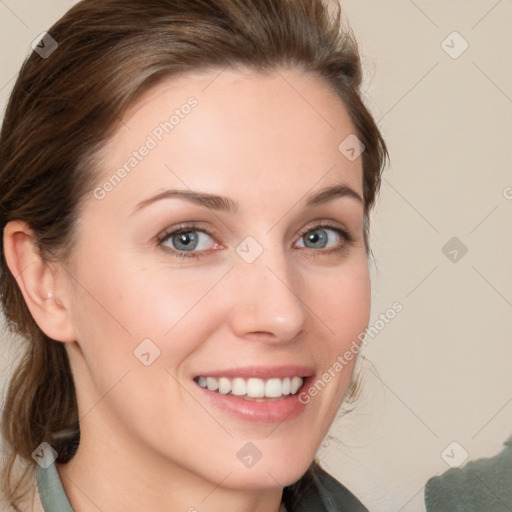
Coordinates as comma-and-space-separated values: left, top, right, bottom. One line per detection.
290, 376, 303, 394
265, 378, 283, 398
231, 378, 246, 396
218, 377, 231, 395
247, 378, 265, 397
282, 377, 291, 395
196, 376, 305, 398
206, 377, 218, 391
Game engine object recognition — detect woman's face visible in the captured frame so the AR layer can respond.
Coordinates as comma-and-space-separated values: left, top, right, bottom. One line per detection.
62, 67, 370, 490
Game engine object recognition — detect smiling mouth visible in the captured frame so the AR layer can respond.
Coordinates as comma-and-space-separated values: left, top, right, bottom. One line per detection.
193, 375, 306, 400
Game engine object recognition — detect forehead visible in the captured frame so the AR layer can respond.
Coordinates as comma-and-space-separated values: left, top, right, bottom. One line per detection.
89, 67, 363, 214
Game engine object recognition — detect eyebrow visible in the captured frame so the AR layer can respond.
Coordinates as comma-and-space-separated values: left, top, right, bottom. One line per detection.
131, 183, 363, 215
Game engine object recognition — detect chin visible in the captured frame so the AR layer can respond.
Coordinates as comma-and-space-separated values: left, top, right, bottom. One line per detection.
217, 453, 314, 491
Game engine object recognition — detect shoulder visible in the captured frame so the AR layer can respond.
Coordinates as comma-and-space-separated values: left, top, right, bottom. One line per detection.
425, 436, 512, 512
282, 462, 369, 512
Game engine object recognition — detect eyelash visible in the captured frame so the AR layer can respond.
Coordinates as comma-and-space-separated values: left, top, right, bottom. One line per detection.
157, 222, 354, 260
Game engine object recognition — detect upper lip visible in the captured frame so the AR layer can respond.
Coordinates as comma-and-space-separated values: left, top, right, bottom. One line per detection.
194, 365, 315, 380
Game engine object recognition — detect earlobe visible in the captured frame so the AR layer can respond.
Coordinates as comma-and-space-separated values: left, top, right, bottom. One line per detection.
3, 220, 76, 343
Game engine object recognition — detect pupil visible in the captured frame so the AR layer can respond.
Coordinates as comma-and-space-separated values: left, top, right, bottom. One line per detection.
175, 231, 197, 250
307, 230, 326, 248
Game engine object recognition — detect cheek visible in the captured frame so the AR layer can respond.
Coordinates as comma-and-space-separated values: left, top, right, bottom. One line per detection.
320, 259, 371, 348
311, 259, 370, 403
66, 259, 218, 437
68, 252, 229, 372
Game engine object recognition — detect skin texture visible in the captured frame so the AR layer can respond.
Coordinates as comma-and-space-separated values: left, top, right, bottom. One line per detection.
4, 67, 370, 512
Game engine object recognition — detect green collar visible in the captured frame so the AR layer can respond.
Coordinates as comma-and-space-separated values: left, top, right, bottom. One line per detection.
36, 463, 74, 512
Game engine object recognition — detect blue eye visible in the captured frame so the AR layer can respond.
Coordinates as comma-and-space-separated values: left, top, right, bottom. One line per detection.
296, 225, 350, 251
159, 227, 216, 256
157, 222, 353, 260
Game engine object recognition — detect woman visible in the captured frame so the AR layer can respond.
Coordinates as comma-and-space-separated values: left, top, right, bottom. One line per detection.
0, 0, 387, 510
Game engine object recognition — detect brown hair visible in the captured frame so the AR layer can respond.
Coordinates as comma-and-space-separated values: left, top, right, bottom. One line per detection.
0, 0, 387, 509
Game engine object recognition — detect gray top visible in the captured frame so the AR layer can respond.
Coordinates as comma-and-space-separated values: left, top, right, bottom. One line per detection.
425, 434, 512, 512
37, 461, 368, 511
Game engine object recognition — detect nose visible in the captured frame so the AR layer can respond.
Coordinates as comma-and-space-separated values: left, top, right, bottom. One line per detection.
227, 244, 307, 343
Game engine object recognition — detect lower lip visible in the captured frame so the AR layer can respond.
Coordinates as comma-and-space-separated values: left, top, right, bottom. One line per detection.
193, 377, 314, 423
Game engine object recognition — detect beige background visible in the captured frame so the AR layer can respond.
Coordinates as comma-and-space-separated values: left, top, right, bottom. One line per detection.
1, 1, 511, 511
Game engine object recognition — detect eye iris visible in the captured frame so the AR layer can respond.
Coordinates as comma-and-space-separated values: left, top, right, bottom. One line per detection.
174, 231, 198, 251
305, 229, 327, 249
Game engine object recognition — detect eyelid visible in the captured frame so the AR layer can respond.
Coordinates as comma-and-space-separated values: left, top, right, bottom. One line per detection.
295, 220, 354, 243
157, 221, 220, 244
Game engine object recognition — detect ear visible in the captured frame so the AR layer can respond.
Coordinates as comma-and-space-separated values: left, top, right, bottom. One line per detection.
3, 220, 76, 343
